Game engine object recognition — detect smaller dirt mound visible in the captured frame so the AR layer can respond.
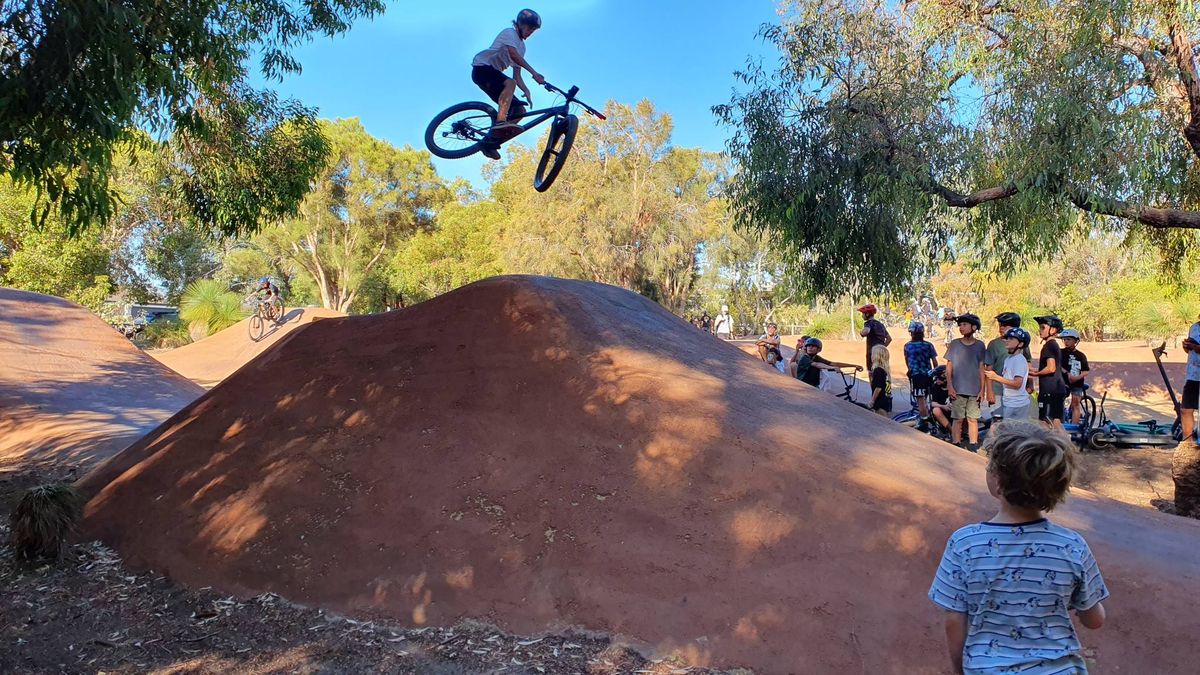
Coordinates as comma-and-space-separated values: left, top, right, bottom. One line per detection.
153, 307, 343, 386
0, 288, 203, 473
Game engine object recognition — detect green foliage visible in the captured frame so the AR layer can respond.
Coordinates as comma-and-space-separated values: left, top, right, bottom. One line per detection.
138, 318, 193, 349
392, 201, 504, 303
717, 0, 1200, 298
0, 0, 383, 235
179, 279, 246, 337
493, 100, 726, 313
803, 313, 845, 339
9, 483, 84, 564
260, 119, 451, 312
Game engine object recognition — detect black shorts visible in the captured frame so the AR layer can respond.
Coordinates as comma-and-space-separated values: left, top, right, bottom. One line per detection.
471, 65, 526, 119
909, 373, 932, 397
1037, 392, 1066, 422
1185, 380, 1200, 410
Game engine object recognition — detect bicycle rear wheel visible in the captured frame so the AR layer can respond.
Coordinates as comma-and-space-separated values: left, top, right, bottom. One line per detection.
425, 102, 497, 159
534, 114, 578, 192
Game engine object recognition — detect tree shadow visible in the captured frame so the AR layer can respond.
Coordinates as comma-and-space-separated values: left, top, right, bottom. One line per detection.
76, 277, 1200, 674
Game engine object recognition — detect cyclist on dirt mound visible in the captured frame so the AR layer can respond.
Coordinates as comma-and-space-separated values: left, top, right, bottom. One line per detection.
247, 277, 282, 314
471, 9, 546, 160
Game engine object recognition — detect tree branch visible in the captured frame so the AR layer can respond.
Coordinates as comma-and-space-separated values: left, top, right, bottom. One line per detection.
1167, 17, 1200, 158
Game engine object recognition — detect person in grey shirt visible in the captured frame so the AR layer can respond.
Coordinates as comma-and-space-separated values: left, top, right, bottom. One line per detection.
944, 313, 987, 452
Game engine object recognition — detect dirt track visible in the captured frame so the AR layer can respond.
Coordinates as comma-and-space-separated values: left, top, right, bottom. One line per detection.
152, 307, 343, 386
79, 276, 1200, 673
0, 288, 203, 474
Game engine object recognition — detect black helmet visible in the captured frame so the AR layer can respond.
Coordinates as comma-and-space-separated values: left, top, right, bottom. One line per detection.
956, 313, 982, 329
516, 8, 542, 28
931, 365, 947, 379
804, 337, 823, 350
1034, 315, 1064, 331
994, 311, 1021, 327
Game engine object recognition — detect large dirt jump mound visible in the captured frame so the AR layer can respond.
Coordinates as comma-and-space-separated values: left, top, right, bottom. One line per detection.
152, 307, 343, 386
0, 288, 203, 473
80, 276, 1200, 673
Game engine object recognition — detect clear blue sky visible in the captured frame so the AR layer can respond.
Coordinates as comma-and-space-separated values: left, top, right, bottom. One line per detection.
257, 1, 782, 188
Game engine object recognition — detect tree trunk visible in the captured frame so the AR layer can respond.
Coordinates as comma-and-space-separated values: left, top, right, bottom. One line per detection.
1173, 440, 1200, 518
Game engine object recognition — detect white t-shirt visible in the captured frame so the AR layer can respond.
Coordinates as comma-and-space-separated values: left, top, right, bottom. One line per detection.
1001, 353, 1030, 406
714, 313, 732, 334
472, 28, 525, 71
1188, 322, 1200, 382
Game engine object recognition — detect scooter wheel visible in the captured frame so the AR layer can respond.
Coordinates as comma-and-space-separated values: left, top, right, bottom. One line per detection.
1087, 429, 1113, 451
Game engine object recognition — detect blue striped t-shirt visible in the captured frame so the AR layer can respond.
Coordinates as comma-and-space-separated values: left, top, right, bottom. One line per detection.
928, 519, 1109, 675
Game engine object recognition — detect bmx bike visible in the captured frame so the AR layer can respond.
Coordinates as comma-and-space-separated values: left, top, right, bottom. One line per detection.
831, 366, 871, 410
248, 298, 285, 341
424, 82, 606, 192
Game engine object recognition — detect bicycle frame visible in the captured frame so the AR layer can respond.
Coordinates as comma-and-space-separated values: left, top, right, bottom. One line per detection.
486, 83, 606, 146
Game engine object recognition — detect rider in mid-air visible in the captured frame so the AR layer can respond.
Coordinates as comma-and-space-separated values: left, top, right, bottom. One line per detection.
471, 9, 546, 160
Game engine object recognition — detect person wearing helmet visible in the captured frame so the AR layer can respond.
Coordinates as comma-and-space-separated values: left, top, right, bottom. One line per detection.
1032, 315, 1068, 430
984, 312, 1032, 422
794, 337, 859, 388
713, 304, 733, 339
984, 327, 1033, 423
944, 312, 987, 451
939, 306, 957, 345
903, 321, 939, 430
857, 303, 892, 372
245, 277, 282, 316
1059, 329, 1090, 424
928, 365, 952, 431
787, 335, 812, 380
471, 9, 546, 159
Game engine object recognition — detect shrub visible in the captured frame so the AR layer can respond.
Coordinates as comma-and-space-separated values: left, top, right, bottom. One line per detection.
137, 317, 193, 349
10, 483, 84, 564
804, 313, 845, 339
179, 279, 247, 336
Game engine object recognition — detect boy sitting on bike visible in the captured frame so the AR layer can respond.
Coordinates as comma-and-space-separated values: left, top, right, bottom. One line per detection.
1059, 329, 1090, 424
794, 337, 860, 389
471, 9, 546, 159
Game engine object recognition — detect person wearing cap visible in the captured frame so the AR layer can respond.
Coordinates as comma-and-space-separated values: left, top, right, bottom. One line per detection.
857, 303, 892, 372
944, 313, 987, 452
984, 327, 1033, 423
714, 304, 733, 340
756, 322, 783, 365
1031, 315, 1068, 430
984, 312, 1032, 422
903, 321, 939, 430
1060, 329, 1090, 425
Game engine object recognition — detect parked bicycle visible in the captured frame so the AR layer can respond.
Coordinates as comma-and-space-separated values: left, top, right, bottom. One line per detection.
425, 82, 606, 192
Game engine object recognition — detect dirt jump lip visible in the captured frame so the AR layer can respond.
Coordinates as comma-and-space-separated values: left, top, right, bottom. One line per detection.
76, 276, 1200, 673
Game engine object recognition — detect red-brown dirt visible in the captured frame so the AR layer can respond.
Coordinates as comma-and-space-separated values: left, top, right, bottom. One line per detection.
0, 288, 203, 474
152, 307, 344, 387
79, 276, 1200, 673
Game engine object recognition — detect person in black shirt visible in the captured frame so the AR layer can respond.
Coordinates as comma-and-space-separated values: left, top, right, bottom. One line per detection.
1032, 315, 1068, 429
857, 303, 892, 372
1059, 329, 1090, 424
794, 337, 860, 388
869, 344, 893, 414
929, 365, 952, 430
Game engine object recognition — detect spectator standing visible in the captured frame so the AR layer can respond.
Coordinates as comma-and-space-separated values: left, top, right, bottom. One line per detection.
699, 311, 712, 333
983, 327, 1033, 423
984, 312, 1032, 423
903, 321, 939, 430
1032, 315, 1068, 430
857, 303, 892, 372
1175, 316, 1200, 518
714, 305, 733, 340
944, 313, 987, 452
929, 423, 1108, 675
1059, 329, 1090, 425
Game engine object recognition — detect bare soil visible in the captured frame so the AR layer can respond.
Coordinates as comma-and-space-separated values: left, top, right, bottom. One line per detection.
1, 471, 720, 675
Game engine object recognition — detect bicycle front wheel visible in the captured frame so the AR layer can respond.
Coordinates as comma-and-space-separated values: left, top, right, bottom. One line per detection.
425, 102, 497, 159
534, 114, 578, 192
249, 314, 264, 341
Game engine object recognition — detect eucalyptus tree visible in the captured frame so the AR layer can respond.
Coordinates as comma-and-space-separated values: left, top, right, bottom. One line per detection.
717, 0, 1200, 298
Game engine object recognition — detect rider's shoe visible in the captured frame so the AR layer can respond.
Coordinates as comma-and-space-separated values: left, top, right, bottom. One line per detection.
490, 120, 521, 141
481, 145, 501, 160
916, 418, 929, 433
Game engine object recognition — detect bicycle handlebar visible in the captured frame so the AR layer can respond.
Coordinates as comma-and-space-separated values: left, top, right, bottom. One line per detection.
542, 82, 607, 120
